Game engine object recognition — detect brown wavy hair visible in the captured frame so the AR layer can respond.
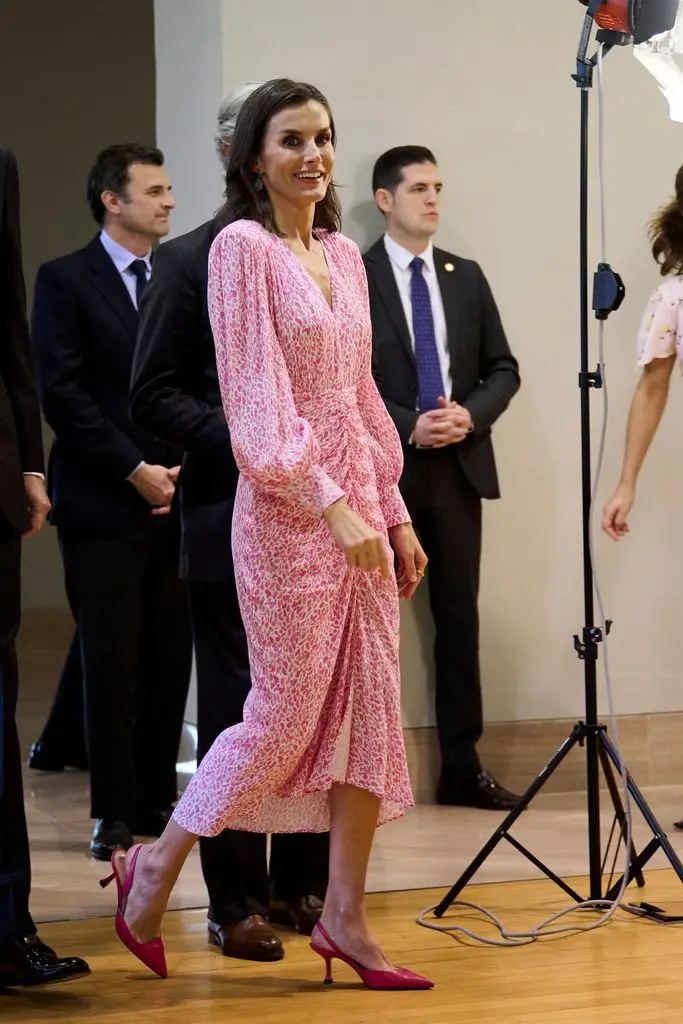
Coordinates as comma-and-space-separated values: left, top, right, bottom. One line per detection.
649, 165, 683, 276
217, 78, 341, 235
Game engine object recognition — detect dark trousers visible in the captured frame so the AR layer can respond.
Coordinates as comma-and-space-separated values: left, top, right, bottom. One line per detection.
401, 447, 483, 783
58, 519, 192, 822
35, 630, 87, 766
189, 580, 330, 925
0, 512, 34, 944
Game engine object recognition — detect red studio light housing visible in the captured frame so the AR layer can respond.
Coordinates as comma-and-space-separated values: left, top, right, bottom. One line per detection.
595, 0, 679, 43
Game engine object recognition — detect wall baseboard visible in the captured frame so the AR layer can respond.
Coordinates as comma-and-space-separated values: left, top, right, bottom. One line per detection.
174, 716, 681, 803
20, 609, 683, 803
405, 714, 683, 803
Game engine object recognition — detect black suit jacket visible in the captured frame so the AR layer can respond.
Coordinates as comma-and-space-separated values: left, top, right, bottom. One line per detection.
0, 148, 44, 533
130, 217, 238, 581
363, 237, 520, 500
31, 236, 181, 532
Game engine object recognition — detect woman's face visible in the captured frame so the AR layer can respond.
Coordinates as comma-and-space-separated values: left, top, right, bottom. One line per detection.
254, 100, 334, 212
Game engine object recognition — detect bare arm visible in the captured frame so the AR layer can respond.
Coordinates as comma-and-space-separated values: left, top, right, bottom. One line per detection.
602, 355, 675, 539
621, 357, 675, 486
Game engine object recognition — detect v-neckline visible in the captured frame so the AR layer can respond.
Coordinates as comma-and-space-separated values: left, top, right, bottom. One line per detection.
272, 229, 335, 314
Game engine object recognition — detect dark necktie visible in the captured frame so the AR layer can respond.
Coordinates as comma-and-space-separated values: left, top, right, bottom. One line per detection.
410, 256, 443, 412
129, 259, 149, 310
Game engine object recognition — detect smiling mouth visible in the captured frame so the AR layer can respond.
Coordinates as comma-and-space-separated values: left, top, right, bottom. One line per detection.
294, 172, 324, 181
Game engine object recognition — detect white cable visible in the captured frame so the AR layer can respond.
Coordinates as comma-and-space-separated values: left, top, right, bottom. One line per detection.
416, 44, 637, 946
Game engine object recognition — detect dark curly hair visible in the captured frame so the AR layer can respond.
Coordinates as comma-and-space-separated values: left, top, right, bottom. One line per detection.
217, 78, 341, 235
650, 164, 683, 276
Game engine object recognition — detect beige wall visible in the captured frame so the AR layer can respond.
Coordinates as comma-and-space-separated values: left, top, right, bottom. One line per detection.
222, 0, 683, 723
0, 0, 156, 607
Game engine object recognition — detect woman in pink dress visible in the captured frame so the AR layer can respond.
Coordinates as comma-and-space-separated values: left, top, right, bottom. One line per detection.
102, 78, 432, 991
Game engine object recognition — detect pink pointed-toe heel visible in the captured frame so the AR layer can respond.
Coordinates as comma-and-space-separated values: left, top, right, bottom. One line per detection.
310, 922, 433, 990
100, 844, 167, 979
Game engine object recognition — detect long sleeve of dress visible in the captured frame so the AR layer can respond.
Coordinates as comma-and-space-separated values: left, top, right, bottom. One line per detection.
348, 241, 410, 529
208, 223, 345, 518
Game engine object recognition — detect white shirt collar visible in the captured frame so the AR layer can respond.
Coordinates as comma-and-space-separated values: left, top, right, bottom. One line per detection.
99, 229, 152, 274
383, 232, 435, 273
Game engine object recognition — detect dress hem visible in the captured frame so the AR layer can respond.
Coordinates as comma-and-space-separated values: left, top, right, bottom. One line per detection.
172, 777, 413, 838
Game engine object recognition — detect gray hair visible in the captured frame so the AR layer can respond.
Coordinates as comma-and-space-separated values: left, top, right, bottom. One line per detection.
214, 82, 264, 168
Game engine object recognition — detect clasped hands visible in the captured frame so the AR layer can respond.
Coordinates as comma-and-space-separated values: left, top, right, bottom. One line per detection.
413, 396, 472, 448
129, 463, 181, 515
22, 464, 183, 537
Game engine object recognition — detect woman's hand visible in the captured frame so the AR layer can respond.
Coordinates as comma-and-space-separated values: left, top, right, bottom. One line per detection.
602, 483, 634, 541
324, 499, 391, 578
388, 523, 427, 599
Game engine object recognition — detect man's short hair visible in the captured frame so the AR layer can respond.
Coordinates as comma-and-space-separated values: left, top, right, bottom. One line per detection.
86, 143, 164, 225
372, 145, 437, 195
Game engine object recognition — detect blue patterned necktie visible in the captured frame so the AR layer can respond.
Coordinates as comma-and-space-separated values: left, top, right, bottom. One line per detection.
129, 258, 149, 310
410, 256, 443, 412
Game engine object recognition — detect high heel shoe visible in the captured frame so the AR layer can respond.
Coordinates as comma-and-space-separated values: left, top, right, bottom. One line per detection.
310, 922, 433, 990
100, 844, 167, 979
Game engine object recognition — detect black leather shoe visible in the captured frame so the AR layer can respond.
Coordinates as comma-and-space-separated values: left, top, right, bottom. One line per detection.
89, 819, 134, 861
269, 895, 324, 936
208, 916, 284, 961
0, 935, 90, 989
131, 807, 174, 838
437, 769, 521, 811
28, 741, 88, 773
674, 818, 683, 831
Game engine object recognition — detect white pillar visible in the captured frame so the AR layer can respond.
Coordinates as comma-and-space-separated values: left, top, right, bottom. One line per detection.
154, 0, 228, 737
154, 0, 225, 239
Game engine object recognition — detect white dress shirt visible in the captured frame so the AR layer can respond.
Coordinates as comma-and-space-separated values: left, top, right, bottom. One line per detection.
99, 229, 152, 310
383, 232, 452, 404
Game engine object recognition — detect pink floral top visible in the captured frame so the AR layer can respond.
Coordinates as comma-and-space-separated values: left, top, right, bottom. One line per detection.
637, 276, 683, 368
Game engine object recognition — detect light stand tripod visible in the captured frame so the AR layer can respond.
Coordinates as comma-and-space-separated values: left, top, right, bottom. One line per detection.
433, 2, 683, 920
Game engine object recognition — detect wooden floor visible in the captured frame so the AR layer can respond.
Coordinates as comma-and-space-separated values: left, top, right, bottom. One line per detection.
5, 870, 683, 1023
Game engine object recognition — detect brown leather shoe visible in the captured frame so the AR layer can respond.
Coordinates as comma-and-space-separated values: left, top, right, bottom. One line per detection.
208, 915, 284, 962
437, 769, 521, 812
269, 895, 324, 936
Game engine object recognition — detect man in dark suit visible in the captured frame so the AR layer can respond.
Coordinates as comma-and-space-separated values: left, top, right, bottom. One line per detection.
31, 144, 193, 860
0, 146, 89, 988
364, 146, 521, 810
129, 86, 329, 962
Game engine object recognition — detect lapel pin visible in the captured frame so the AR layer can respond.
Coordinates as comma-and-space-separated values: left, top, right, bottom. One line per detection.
444, 262, 454, 272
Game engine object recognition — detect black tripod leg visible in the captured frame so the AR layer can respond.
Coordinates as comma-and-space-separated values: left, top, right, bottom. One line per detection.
433, 728, 583, 918
600, 732, 683, 901
597, 740, 645, 888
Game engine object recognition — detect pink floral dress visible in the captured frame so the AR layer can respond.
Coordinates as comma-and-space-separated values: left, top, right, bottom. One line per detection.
172, 220, 414, 836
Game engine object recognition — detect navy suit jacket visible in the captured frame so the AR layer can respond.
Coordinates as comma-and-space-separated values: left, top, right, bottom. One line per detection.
363, 238, 520, 500
0, 148, 44, 533
31, 236, 182, 531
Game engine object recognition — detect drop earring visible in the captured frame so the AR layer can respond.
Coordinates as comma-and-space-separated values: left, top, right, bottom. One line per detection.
254, 174, 263, 192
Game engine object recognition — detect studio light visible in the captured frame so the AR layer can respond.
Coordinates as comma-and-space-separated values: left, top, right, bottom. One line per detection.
585, 0, 683, 120
594, 0, 678, 43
